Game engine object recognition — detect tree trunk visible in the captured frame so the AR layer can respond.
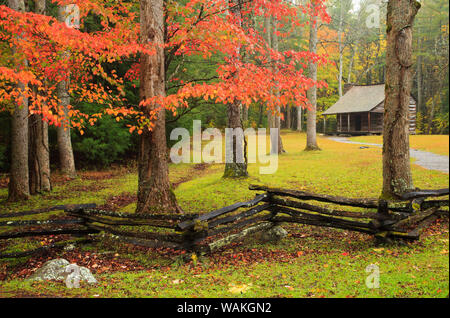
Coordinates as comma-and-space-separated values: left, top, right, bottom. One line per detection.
29, 0, 51, 194
338, 0, 344, 97
305, 2, 320, 151
286, 107, 292, 130
297, 106, 302, 131
265, 14, 274, 132
272, 17, 284, 153
224, 101, 248, 178
224, 0, 248, 178
347, 44, 357, 84
241, 104, 248, 123
34, 0, 44, 14
56, 6, 77, 179
8, 0, 29, 202
258, 103, 264, 127
28, 112, 51, 194
137, 0, 180, 214
382, 0, 420, 198
416, 36, 423, 114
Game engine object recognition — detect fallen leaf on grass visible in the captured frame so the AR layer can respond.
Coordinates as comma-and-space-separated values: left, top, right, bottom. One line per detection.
228, 283, 251, 294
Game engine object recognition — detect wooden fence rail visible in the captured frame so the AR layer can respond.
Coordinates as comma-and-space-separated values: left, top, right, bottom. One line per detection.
1, 186, 448, 258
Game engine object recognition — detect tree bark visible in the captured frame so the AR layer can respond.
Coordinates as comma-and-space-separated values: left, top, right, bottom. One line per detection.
382, 0, 420, 198
224, 101, 248, 178
223, 0, 248, 178
265, 14, 274, 131
297, 106, 302, 131
28, 112, 51, 194
34, 0, 44, 14
286, 107, 292, 130
271, 16, 284, 153
56, 5, 77, 179
29, 0, 51, 194
137, 0, 180, 213
305, 1, 320, 151
241, 104, 248, 123
338, 0, 344, 97
8, 0, 29, 202
347, 44, 357, 84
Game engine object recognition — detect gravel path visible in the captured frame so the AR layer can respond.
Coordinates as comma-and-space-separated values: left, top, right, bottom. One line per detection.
327, 137, 449, 174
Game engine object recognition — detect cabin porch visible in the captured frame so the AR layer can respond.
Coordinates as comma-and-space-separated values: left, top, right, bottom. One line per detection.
323, 112, 383, 136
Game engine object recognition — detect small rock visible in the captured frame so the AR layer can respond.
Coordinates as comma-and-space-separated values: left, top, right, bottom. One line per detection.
27, 259, 97, 285
28, 259, 69, 281
261, 226, 288, 242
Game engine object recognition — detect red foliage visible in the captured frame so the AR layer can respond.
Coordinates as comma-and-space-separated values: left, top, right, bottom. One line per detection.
0, 0, 330, 132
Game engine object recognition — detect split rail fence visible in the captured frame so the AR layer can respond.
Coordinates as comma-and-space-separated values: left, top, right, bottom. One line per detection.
1, 185, 448, 258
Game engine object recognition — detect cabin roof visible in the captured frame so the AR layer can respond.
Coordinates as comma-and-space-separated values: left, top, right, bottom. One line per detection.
322, 84, 385, 115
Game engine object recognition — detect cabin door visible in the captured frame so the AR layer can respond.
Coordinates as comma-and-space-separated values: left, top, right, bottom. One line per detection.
355, 115, 362, 131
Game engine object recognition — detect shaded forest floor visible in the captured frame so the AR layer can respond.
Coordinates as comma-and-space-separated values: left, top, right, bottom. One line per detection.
0, 132, 448, 298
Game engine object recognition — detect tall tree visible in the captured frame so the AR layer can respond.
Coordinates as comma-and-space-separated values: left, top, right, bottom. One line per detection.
286, 107, 292, 129
224, 0, 248, 178
28, 0, 51, 194
271, 17, 285, 154
7, 0, 29, 201
382, 0, 420, 198
137, 0, 180, 213
337, 0, 344, 97
56, 5, 76, 179
305, 0, 320, 151
297, 106, 302, 131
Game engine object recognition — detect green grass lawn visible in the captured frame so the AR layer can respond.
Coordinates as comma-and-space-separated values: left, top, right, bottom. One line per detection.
350, 135, 449, 156
0, 132, 448, 298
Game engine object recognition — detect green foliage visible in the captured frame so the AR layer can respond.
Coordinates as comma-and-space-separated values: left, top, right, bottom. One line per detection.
70, 103, 136, 168
0, 112, 10, 172
433, 112, 449, 135
0, 143, 8, 172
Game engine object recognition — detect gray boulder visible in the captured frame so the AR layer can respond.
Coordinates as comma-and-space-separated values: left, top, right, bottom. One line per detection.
261, 225, 288, 242
28, 259, 97, 285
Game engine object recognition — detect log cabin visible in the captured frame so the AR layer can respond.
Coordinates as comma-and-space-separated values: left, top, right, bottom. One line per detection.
322, 84, 417, 135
